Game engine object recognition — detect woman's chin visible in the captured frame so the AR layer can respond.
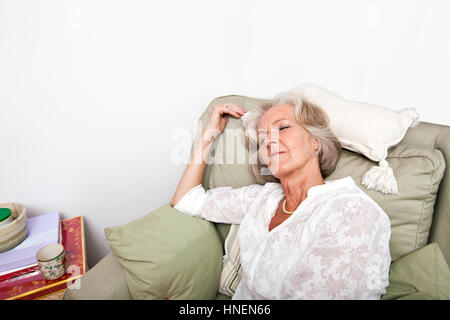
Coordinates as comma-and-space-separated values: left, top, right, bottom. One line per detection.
268, 164, 289, 179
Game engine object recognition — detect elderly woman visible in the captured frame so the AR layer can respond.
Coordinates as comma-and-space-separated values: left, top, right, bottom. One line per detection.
170, 90, 391, 300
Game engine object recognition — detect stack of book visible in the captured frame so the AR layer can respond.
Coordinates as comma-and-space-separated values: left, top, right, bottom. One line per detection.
0, 212, 61, 282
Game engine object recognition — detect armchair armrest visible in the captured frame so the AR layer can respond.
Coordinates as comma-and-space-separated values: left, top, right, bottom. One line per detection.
63, 252, 132, 300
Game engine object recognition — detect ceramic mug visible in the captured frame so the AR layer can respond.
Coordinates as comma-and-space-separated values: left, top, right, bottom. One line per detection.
36, 243, 67, 280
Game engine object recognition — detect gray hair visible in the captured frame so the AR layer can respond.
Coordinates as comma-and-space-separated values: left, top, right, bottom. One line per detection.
242, 90, 342, 184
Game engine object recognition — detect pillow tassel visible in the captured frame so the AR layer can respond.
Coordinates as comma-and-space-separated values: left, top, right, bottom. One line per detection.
362, 160, 398, 195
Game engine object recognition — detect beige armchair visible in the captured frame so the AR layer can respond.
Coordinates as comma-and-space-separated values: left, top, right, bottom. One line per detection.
64, 94, 450, 300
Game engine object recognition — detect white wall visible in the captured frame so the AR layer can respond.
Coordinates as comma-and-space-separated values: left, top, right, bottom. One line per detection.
1, 0, 449, 267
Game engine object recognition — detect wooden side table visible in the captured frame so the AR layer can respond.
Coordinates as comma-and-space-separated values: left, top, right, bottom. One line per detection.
0, 216, 87, 300
36, 290, 66, 300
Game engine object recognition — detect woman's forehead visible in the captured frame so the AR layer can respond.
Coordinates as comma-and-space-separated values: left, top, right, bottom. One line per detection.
257, 104, 295, 132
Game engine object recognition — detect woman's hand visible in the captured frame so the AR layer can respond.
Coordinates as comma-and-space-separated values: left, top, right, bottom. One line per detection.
201, 103, 247, 145
171, 103, 247, 207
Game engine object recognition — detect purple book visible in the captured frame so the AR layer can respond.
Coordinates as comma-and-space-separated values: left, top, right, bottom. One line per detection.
0, 212, 60, 273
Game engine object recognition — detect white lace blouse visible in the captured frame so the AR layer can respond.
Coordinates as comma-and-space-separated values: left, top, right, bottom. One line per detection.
174, 176, 391, 300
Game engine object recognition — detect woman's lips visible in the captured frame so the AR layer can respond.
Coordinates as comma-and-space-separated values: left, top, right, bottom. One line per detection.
270, 151, 286, 158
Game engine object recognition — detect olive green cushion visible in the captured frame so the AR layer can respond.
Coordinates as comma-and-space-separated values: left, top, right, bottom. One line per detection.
197, 96, 445, 261
328, 146, 445, 261
104, 204, 223, 300
382, 242, 450, 300
211, 146, 445, 262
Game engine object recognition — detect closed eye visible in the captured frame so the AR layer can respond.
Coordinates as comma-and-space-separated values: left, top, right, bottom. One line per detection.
258, 126, 289, 149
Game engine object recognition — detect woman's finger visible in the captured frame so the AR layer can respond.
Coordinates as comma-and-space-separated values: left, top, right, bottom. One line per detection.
222, 108, 243, 118
223, 103, 247, 115
224, 103, 246, 113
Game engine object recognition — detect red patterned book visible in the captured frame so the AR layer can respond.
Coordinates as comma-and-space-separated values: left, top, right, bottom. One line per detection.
0, 265, 39, 282
0, 216, 86, 300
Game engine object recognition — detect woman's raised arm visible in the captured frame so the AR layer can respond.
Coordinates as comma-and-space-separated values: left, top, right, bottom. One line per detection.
170, 103, 246, 207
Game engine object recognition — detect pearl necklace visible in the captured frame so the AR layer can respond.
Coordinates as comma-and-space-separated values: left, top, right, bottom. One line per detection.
282, 199, 295, 214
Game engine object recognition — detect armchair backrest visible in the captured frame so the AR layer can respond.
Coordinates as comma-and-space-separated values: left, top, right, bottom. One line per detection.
400, 121, 450, 265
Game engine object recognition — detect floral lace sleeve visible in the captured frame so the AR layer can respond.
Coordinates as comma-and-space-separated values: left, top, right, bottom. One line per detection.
173, 184, 263, 224
289, 195, 391, 299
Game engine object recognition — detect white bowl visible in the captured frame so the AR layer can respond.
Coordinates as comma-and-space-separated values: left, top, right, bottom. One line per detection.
0, 203, 28, 253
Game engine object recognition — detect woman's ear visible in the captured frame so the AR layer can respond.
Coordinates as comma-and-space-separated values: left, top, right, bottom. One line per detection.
313, 138, 321, 154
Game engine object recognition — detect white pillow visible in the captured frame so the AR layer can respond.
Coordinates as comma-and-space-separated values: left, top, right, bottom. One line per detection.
291, 84, 420, 194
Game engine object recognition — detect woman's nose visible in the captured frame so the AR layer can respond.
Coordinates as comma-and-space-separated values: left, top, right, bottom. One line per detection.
266, 131, 276, 144
267, 139, 280, 154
